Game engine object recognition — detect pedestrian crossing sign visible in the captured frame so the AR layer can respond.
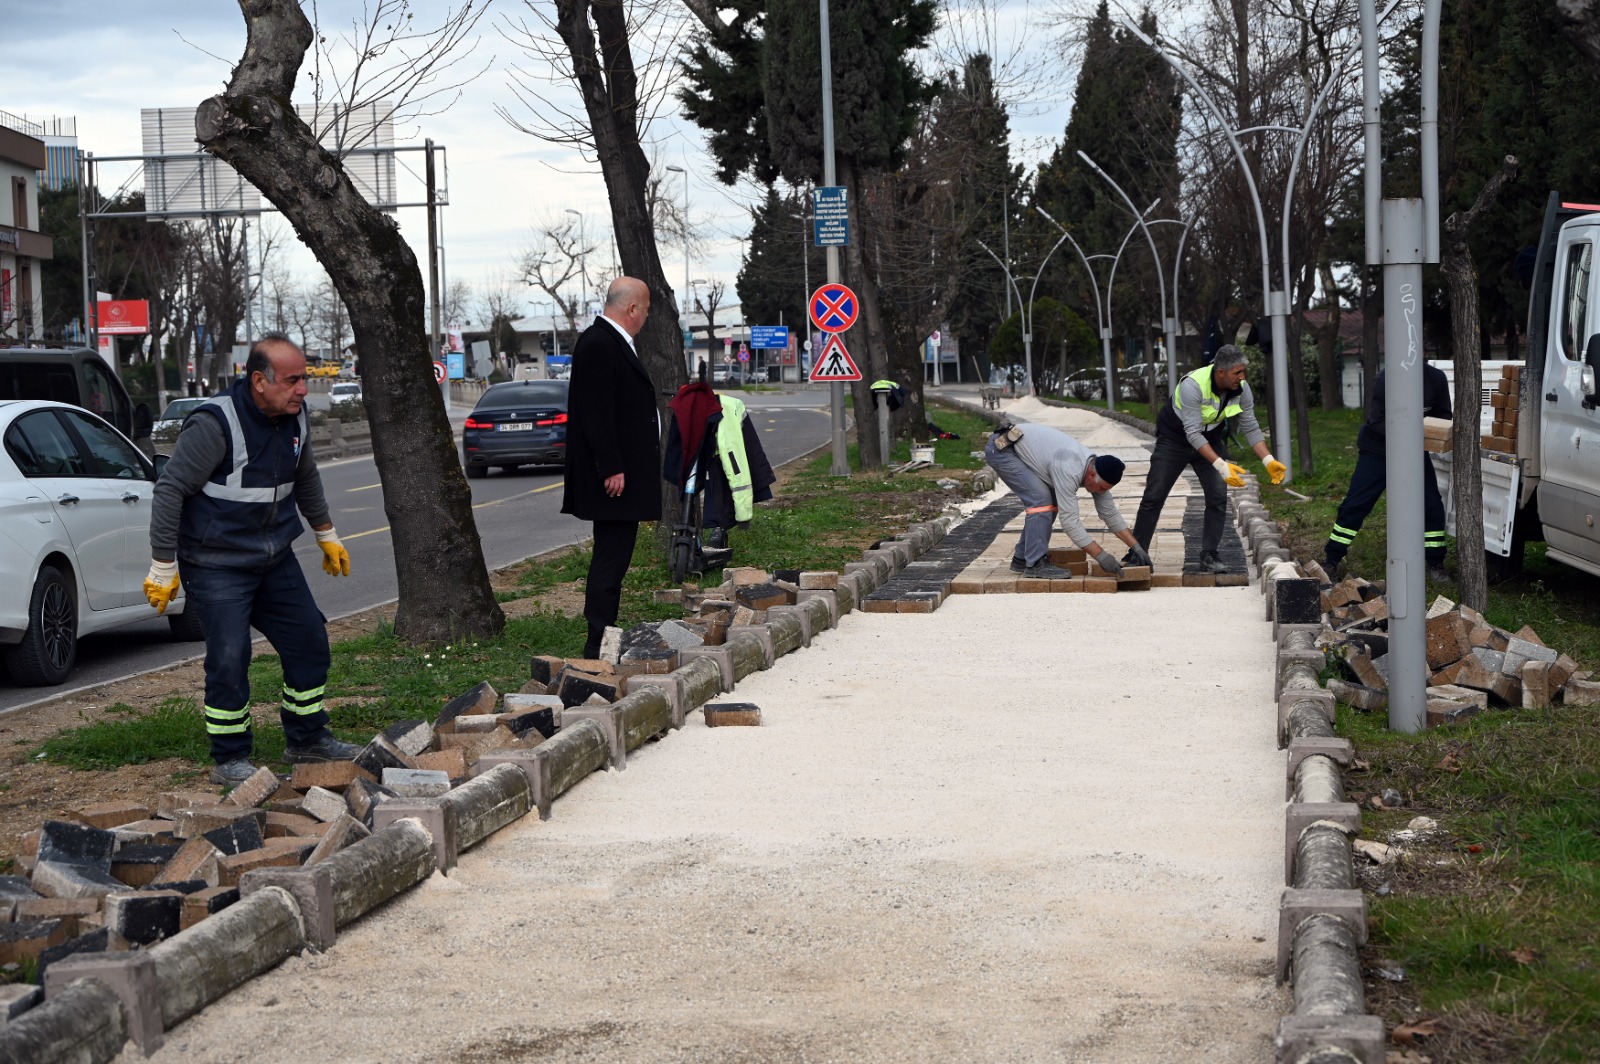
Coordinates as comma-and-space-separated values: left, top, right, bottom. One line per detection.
809, 333, 862, 381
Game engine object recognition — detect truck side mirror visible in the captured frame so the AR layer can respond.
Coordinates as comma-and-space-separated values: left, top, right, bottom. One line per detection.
133, 402, 153, 441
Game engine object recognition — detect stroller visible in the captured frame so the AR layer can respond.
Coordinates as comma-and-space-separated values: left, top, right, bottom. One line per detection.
662, 371, 776, 583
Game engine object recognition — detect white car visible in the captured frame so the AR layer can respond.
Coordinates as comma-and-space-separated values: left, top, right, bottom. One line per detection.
153, 397, 207, 434
0, 400, 203, 685
329, 382, 363, 405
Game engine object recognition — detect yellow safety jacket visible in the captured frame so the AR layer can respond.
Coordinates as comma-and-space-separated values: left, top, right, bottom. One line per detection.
1171, 364, 1244, 427
716, 395, 755, 522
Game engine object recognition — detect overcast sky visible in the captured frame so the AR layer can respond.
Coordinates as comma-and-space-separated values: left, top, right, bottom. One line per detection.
2, 0, 1076, 327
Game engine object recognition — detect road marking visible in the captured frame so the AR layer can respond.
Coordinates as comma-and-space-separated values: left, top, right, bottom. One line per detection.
342, 482, 562, 541
347, 482, 383, 493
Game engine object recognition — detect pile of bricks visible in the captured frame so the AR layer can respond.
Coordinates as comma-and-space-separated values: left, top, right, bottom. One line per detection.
1322, 585, 1596, 724
1482, 365, 1521, 454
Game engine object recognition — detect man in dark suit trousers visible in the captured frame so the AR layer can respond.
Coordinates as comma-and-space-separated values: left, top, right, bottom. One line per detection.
563, 276, 663, 658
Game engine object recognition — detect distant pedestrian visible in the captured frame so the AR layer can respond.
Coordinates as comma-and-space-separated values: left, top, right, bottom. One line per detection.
1129, 345, 1285, 574
562, 277, 662, 658
1323, 365, 1453, 578
144, 333, 360, 785
984, 422, 1147, 578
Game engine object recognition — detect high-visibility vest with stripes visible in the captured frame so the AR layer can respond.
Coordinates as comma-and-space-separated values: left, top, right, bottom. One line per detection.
177, 379, 310, 568
716, 394, 755, 522
1172, 364, 1244, 427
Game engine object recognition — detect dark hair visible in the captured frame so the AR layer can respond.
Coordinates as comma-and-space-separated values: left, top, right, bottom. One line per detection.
245, 332, 298, 382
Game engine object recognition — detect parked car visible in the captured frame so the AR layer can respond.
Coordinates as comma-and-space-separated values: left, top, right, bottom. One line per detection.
153, 396, 206, 434
461, 380, 570, 479
0, 346, 153, 448
329, 381, 363, 405
0, 400, 204, 685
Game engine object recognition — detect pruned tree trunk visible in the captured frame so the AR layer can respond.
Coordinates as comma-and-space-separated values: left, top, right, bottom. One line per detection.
1361, 269, 1381, 396
551, 0, 687, 536
196, 0, 503, 644
1315, 262, 1343, 411
1440, 155, 1518, 613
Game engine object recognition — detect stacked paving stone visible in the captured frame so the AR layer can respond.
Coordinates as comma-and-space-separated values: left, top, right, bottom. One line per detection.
1309, 579, 1593, 725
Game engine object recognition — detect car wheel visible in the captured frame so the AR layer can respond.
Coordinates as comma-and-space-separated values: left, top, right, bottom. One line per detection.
3, 566, 77, 686
167, 602, 206, 642
466, 463, 487, 480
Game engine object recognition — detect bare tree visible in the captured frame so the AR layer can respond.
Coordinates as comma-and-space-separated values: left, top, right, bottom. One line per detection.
475, 270, 526, 367
519, 213, 598, 335
695, 279, 726, 359
443, 278, 472, 328
195, 0, 503, 643
499, 0, 690, 537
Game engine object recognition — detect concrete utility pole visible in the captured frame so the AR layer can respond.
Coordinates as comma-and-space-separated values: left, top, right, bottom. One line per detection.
1362, 0, 1441, 734
820, 0, 848, 476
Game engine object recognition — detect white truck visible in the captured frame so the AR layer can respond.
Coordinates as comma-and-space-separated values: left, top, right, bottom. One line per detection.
1431, 193, 1600, 577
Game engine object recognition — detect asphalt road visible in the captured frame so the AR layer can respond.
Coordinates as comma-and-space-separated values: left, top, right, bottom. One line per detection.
0, 390, 833, 714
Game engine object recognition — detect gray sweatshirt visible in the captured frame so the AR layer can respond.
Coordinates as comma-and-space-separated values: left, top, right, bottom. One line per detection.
1009, 424, 1129, 549
149, 414, 331, 563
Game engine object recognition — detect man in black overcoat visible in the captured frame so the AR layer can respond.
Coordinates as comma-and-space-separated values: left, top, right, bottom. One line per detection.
562, 276, 663, 658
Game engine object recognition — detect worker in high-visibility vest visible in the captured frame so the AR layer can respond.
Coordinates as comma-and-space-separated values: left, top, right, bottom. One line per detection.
1129, 345, 1285, 574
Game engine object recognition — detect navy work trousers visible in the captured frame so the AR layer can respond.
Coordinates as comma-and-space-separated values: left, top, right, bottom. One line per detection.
182, 550, 332, 762
1132, 436, 1229, 555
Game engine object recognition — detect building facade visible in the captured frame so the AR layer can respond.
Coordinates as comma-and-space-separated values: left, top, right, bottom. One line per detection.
0, 124, 52, 340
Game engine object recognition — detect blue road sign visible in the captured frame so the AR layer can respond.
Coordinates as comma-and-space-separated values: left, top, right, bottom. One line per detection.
749, 326, 789, 349
447, 352, 466, 379
813, 186, 849, 247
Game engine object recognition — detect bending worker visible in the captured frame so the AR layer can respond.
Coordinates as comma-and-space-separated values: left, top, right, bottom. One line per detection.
1323, 364, 1452, 578
984, 421, 1148, 579
145, 333, 360, 785
1130, 344, 1285, 574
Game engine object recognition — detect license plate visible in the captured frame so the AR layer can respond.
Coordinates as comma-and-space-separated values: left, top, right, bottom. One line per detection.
498, 423, 532, 432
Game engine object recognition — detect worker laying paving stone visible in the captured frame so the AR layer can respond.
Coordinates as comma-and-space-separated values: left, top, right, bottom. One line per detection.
138, 576, 1284, 1062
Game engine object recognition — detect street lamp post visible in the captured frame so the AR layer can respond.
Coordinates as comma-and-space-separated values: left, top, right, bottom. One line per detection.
1078, 152, 1171, 394
664, 164, 691, 372
564, 207, 588, 318
1036, 205, 1157, 412
976, 213, 1079, 395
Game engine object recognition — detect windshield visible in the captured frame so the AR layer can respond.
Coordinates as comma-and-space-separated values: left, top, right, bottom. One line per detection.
478, 382, 568, 409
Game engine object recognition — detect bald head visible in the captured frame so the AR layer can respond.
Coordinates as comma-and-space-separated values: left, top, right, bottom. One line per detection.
602, 276, 652, 338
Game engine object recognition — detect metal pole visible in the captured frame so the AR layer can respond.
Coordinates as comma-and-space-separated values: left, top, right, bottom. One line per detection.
1002, 183, 1012, 318
79, 152, 95, 353
1361, 0, 1382, 268
1382, 198, 1427, 733
426, 138, 447, 414
1078, 152, 1170, 393
820, 0, 848, 476
1420, 0, 1441, 263
975, 240, 1024, 390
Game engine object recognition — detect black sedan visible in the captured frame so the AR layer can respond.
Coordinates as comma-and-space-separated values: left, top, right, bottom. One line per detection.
461, 380, 569, 479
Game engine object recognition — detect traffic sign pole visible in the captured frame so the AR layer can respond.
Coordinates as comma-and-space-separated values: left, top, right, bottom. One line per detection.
819, 0, 849, 476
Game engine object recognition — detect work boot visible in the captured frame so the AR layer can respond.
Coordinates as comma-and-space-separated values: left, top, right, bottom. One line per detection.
209, 758, 259, 786
1009, 556, 1026, 573
1022, 561, 1076, 579
283, 733, 363, 764
1196, 550, 1229, 575
1427, 565, 1450, 583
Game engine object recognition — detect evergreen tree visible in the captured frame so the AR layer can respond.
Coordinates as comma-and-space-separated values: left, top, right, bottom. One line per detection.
738, 187, 826, 328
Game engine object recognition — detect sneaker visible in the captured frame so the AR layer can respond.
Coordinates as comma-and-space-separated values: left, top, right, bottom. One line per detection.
1196, 550, 1229, 575
1022, 561, 1077, 579
283, 733, 363, 764
209, 758, 259, 785
1009, 556, 1026, 573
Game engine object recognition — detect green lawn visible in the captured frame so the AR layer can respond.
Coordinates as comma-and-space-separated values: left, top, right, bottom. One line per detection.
1262, 408, 1600, 1061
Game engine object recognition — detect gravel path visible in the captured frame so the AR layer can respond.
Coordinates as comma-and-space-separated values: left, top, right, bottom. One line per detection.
138, 587, 1289, 1063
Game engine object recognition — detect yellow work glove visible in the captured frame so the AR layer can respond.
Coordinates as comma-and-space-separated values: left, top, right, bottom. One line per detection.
1212, 457, 1246, 489
144, 559, 180, 614
1264, 454, 1287, 485
315, 527, 351, 577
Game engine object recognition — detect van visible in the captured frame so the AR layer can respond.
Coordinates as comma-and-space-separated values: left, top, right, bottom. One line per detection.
0, 346, 153, 446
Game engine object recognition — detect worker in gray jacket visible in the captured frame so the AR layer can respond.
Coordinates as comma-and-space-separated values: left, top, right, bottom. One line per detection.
984, 422, 1149, 578
144, 333, 360, 785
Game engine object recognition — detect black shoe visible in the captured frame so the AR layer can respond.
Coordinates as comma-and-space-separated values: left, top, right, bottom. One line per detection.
1120, 548, 1152, 569
1009, 556, 1026, 573
283, 734, 362, 764
1427, 566, 1450, 583
209, 758, 259, 785
1197, 550, 1229, 575
1022, 561, 1076, 579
